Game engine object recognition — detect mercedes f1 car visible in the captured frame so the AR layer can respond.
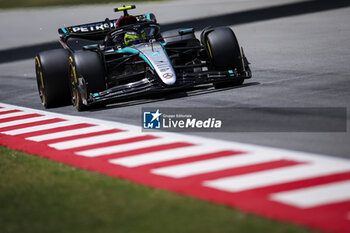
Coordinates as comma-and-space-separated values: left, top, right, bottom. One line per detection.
35, 5, 252, 111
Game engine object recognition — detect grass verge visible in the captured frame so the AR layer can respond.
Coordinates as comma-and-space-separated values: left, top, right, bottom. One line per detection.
0, 145, 318, 233
0, 0, 162, 9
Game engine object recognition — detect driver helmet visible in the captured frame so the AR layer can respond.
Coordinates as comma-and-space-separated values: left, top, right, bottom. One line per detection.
124, 31, 141, 46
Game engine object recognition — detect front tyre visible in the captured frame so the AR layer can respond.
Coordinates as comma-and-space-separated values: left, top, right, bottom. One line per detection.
35, 49, 70, 108
69, 51, 105, 111
205, 27, 245, 89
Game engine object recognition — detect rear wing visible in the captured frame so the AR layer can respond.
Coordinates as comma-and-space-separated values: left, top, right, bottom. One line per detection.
58, 14, 156, 41
58, 18, 119, 41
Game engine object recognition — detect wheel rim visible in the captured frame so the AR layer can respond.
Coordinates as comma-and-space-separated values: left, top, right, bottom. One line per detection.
69, 64, 78, 107
35, 58, 46, 106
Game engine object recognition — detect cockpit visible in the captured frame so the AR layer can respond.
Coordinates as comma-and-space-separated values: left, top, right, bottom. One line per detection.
107, 23, 161, 48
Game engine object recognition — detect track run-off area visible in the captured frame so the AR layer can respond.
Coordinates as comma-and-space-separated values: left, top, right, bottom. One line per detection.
0, 103, 350, 233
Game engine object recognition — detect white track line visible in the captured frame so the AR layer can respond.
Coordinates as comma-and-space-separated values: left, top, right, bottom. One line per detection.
26, 125, 111, 142
76, 138, 185, 157
0, 116, 53, 128
109, 145, 226, 167
0, 111, 28, 119
1, 121, 75, 135
49, 132, 142, 150
152, 152, 283, 178
271, 180, 350, 208
203, 162, 350, 192
0, 108, 15, 112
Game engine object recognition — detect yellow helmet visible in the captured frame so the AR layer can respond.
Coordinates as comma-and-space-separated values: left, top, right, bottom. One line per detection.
124, 32, 140, 46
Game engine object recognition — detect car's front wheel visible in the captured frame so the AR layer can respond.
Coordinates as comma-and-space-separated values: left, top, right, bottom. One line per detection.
204, 27, 245, 89
68, 51, 106, 111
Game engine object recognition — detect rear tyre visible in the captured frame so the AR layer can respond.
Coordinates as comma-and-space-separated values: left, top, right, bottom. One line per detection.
35, 49, 70, 108
205, 27, 245, 88
69, 51, 105, 111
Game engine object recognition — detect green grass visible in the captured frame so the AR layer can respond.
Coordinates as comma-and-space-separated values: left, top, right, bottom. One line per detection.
0, 145, 318, 233
0, 0, 162, 9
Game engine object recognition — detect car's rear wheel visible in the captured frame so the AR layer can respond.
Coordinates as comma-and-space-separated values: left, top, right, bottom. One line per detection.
205, 27, 245, 88
35, 49, 71, 108
69, 51, 105, 111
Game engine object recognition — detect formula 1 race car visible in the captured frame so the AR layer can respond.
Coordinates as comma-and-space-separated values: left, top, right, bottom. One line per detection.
35, 5, 252, 111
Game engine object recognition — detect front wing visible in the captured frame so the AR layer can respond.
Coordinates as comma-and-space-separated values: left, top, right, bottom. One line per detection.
85, 70, 252, 106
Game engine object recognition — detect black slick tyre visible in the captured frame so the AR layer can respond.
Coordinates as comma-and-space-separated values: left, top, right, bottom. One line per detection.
205, 27, 245, 88
35, 49, 70, 108
68, 51, 105, 111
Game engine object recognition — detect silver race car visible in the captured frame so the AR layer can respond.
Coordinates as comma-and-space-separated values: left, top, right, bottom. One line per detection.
35, 5, 252, 111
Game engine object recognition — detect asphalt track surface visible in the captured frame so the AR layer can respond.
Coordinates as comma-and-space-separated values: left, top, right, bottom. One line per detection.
0, 0, 349, 158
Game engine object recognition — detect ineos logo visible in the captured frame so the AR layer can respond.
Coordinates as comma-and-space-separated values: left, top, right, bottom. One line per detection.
163, 73, 174, 79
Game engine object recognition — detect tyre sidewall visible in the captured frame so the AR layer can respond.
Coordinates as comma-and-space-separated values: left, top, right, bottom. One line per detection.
35, 49, 70, 108
69, 51, 105, 111
206, 27, 243, 72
